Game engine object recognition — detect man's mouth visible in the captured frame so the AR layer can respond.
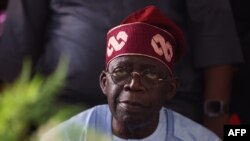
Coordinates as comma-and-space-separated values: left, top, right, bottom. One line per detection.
118, 100, 148, 112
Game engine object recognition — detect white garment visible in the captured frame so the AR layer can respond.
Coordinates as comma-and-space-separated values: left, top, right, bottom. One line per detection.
41, 105, 221, 141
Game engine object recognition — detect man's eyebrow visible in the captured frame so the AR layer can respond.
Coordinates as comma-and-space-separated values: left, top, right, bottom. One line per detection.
108, 61, 131, 70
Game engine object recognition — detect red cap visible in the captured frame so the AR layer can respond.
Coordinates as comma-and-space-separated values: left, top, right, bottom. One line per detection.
106, 5, 185, 74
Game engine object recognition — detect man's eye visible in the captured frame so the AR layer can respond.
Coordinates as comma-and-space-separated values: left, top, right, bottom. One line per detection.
113, 68, 129, 76
144, 72, 158, 79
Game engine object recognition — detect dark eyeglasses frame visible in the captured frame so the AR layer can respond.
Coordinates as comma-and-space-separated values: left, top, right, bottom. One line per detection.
104, 70, 170, 88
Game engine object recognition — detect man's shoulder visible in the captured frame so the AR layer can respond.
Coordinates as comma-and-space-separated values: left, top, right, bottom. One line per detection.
70, 104, 109, 122
165, 109, 221, 141
59, 104, 109, 126
40, 105, 110, 141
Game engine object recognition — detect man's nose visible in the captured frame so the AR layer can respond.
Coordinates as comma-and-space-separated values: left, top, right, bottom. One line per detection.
124, 72, 145, 91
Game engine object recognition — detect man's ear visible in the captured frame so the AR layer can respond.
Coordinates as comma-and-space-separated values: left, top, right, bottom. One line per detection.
165, 77, 179, 100
99, 71, 108, 96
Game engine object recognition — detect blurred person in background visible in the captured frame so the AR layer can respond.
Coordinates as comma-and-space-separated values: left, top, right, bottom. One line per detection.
0, 0, 7, 37
0, 0, 8, 91
230, 0, 250, 124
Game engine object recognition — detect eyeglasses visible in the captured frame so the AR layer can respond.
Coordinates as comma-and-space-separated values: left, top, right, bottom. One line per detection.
105, 67, 170, 89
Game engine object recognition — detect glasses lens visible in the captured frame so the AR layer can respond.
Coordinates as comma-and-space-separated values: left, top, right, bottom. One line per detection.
111, 74, 130, 85
110, 68, 131, 85
141, 72, 160, 88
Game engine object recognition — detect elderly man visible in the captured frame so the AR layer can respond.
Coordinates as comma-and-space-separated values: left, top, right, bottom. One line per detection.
41, 6, 221, 141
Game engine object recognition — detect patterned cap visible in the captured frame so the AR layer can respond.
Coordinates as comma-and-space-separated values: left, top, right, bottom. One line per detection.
106, 5, 185, 74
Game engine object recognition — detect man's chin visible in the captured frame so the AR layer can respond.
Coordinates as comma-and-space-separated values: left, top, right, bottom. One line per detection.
120, 115, 152, 129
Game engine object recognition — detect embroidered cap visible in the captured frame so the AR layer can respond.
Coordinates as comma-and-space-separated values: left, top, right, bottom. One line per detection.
106, 5, 185, 74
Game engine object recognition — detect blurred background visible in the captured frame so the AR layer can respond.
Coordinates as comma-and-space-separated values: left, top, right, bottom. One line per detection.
0, 0, 250, 140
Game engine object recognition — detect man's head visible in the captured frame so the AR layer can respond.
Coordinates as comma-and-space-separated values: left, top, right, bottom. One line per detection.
99, 5, 185, 137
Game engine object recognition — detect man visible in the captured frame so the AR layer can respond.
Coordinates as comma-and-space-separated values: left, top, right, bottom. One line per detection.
41, 6, 221, 141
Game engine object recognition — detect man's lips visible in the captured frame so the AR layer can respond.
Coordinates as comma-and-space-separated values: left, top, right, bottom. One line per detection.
118, 100, 149, 112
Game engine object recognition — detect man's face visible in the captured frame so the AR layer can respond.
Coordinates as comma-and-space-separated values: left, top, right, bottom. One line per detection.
100, 56, 176, 128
